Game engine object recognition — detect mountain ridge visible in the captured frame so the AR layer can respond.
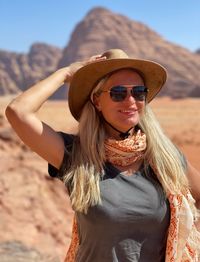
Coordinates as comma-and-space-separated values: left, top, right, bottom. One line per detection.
0, 7, 200, 98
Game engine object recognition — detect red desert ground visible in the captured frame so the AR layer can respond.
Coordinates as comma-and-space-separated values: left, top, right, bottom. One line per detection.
0, 96, 199, 260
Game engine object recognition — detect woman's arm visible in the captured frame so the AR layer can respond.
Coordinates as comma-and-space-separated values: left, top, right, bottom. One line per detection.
5, 67, 71, 169
186, 162, 200, 208
5, 55, 106, 169
186, 162, 200, 230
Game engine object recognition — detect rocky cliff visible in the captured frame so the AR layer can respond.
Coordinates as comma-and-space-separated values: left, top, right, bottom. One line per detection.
0, 43, 62, 96
59, 7, 200, 98
0, 241, 60, 262
1, 7, 199, 99
0, 108, 73, 260
1, 7, 200, 260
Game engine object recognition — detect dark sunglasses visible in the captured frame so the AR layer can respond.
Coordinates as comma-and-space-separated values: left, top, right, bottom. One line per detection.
102, 85, 148, 102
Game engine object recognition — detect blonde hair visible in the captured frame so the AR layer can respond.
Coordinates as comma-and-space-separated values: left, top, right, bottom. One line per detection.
63, 78, 108, 213
63, 75, 193, 214
139, 105, 189, 194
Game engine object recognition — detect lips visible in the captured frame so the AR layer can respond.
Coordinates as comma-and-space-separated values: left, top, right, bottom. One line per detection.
119, 109, 137, 115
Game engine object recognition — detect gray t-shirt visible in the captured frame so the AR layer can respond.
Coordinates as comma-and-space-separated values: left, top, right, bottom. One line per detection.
48, 133, 170, 262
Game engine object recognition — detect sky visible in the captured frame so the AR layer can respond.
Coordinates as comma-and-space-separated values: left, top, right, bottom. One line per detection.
0, 0, 199, 53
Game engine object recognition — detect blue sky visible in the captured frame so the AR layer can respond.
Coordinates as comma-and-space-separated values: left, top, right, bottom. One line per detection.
0, 0, 199, 53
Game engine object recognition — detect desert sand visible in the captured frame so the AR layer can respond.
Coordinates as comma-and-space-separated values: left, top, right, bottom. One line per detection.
37, 97, 200, 169
0, 96, 199, 260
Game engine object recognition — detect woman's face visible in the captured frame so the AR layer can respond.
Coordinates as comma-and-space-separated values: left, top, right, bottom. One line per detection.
94, 69, 146, 138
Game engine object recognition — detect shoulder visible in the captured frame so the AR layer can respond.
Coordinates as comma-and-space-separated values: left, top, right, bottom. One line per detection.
48, 132, 76, 179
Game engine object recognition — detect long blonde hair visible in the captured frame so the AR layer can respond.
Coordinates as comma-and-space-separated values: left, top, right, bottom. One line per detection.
63, 78, 108, 213
139, 106, 189, 194
63, 77, 191, 214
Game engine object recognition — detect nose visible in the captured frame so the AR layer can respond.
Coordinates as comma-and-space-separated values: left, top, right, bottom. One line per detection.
124, 88, 136, 103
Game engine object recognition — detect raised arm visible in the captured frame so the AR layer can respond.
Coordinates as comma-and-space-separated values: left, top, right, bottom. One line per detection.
5, 67, 72, 169
5, 55, 106, 169
186, 162, 200, 230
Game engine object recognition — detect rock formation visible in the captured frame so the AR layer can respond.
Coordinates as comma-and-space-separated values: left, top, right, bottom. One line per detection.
0, 241, 59, 262
59, 7, 200, 99
0, 110, 73, 260
0, 43, 62, 96
1, 7, 200, 258
195, 48, 200, 54
0, 7, 200, 99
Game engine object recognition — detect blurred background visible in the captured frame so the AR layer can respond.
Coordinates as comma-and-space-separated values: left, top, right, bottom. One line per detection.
0, 1, 200, 261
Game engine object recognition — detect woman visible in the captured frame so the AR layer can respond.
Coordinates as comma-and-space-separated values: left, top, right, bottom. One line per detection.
5, 49, 200, 261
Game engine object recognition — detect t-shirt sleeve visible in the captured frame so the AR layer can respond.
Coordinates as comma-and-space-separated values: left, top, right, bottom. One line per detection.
48, 132, 74, 180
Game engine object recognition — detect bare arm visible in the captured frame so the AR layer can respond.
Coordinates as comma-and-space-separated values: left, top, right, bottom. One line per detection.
187, 162, 200, 207
186, 162, 200, 230
5, 68, 71, 169
5, 55, 106, 169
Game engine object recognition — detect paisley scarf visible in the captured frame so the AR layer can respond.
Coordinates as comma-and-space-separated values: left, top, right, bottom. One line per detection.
64, 131, 200, 262
104, 129, 146, 167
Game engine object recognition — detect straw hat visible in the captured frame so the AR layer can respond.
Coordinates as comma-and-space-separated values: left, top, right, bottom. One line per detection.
69, 49, 167, 120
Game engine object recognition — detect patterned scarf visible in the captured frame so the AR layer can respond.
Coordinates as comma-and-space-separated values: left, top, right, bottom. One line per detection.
64, 132, 200, 262
104, 129, 146, 167
164, 190, 200, 261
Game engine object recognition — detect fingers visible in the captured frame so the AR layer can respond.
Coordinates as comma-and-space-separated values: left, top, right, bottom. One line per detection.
88, 54, 107, 64
67, 54, 107, 78
88, 55, 101, 61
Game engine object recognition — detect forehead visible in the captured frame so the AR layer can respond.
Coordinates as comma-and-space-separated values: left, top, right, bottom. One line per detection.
104, 69, 144, 87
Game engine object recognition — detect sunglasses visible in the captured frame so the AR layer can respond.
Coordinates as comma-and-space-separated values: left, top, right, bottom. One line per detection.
102, 85, 148, 102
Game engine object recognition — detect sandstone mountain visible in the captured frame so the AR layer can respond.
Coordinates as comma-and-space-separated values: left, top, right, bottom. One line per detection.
59, 7, 200, 99
0, 43, 62, 96
1, 7, 200, 99
1, 7, 200, 261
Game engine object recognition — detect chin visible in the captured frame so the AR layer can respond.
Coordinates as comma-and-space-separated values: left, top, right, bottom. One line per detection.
123, 117, 140, 128
117, 122, 139, 132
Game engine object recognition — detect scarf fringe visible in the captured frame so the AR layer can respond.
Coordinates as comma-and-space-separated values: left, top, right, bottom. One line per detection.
165, 192, 200, 262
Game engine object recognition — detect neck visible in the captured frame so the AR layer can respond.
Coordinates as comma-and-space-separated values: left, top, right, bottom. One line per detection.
103, 118, 134, 140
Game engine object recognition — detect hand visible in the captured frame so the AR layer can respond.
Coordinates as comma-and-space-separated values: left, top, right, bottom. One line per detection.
65, 54, 107, 82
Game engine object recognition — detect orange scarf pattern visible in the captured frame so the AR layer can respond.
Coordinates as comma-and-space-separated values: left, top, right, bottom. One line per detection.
165, 191, 200, 261
104, 129, 146, 166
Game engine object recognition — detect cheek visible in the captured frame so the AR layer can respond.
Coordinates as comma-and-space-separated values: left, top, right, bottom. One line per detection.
93, 94, 105, 111
100, 100, 117, 121
137, 102, 145, 114
98, 94, 112, 111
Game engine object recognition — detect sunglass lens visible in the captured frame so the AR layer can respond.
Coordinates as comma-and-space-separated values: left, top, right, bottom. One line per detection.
131, 86, 148, 101
109, 85, 148, 102
110, 85, 127, 102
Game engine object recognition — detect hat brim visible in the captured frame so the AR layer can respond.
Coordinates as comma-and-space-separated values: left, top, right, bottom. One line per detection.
69, 58, 167, 120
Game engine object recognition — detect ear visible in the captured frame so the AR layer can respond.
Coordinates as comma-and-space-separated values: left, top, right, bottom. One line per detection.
92, 94, 102, 111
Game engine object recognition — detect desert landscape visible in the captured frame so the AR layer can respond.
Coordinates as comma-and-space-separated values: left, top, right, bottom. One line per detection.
38, 97, 200, 170
0, 5, 200, 262
0, 96, 200, 261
